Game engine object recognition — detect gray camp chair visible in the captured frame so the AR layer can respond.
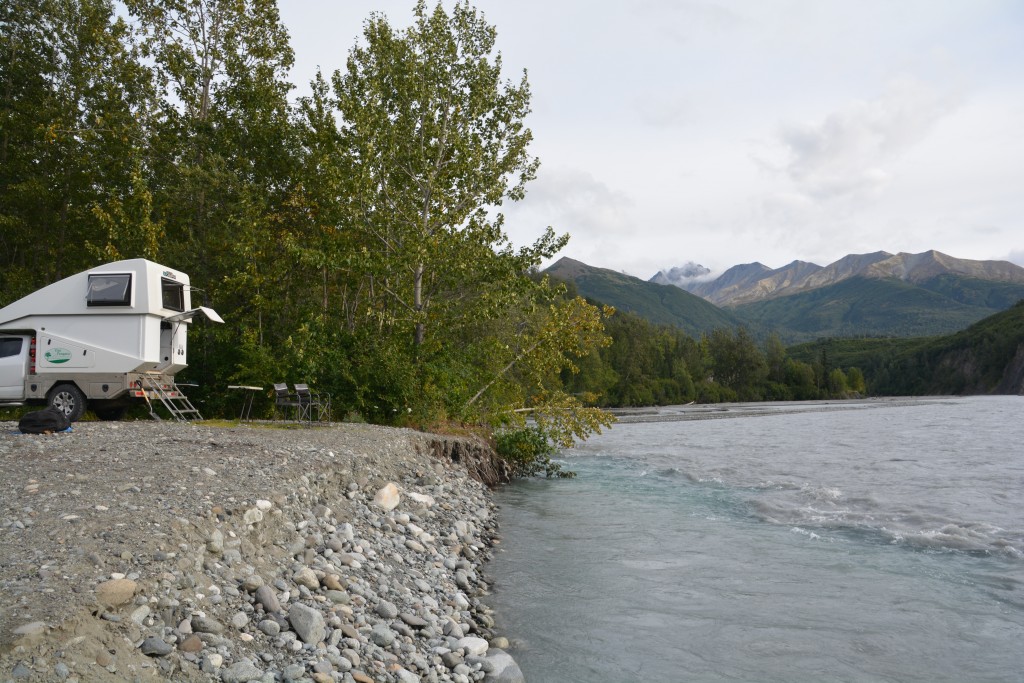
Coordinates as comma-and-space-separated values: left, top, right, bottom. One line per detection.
295, 383, 330, 423
273, 383, 301, 421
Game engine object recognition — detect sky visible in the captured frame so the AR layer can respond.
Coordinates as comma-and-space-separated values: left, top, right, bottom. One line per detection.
276, 0, 1024, 279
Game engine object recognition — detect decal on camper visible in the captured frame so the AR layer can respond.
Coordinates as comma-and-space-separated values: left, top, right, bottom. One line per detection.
44, 348, 72, 364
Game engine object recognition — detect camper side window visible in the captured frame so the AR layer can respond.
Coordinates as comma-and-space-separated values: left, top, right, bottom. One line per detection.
86, 273, 132, 306
0, 338, 22, 358
161, 278, 185, 312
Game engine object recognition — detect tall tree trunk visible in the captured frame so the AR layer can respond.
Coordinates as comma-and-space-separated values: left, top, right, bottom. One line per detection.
414, 263, 425, 346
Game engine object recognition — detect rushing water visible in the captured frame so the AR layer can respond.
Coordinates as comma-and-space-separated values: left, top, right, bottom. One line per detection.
488, 396, 1024, 683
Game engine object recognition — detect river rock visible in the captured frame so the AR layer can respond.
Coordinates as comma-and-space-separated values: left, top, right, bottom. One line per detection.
457, 636, 489, 657
289, 602, 326, 644
220, 659, 262, 683
407, 491, 436, 507
293, 567, 320, 589
255, 584, 282, 613
482, 649, 525, 683
139, 636, 172, 657
371, 622, 396, 647
190, 615, 225, 634
376, 600, 399, 619
95, 578, 136, 607
373, 482, 401, 510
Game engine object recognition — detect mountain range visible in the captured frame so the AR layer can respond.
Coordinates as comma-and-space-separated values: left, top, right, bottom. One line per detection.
547, 251, 1024, 342
651, 250, 1024, 307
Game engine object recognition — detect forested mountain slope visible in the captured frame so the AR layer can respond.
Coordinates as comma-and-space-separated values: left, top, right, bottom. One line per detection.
546, 257, 741, 336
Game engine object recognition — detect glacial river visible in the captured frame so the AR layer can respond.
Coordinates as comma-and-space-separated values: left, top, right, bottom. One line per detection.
489, 396, 1024, 682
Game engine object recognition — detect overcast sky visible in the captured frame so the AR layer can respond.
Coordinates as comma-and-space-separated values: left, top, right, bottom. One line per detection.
277, 0, 1024, 279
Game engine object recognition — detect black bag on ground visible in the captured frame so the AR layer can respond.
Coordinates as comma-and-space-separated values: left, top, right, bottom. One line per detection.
18, 407, 71, 434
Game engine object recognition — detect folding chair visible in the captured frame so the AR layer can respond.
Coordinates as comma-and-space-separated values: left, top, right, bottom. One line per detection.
273, 383, 301, 421
295, 383, 331, 423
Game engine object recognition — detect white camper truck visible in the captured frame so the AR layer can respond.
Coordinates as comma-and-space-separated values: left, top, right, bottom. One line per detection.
0, 259, 222, 421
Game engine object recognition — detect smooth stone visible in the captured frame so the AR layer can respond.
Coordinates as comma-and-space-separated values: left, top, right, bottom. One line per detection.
190, 615, 225, 634
372, 483, 401, 511
241, 575, 264, 592
376, 600, 399, 619
457, 636, 488, 657
441, 651, 464, 669
230, 612, 249, 629
400, 613, 428, 628
206, 530, 224, 554
483, 649, 526, 683
255, 584, 282, 613
178, 635, 203, 653
140, 636, 173, 657
219, 659, 262, 683
289, 602, 326, 644
95, 578, 136, 607
407, 492, 435, 507
282, 663, 305, 680
258, 619, 281, 636
370, 623, 396, 647
293, 567, 320, 590
395, 668, 420, 683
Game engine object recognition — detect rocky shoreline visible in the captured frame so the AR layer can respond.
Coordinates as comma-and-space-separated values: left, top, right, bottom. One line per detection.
0, 421, 524, 683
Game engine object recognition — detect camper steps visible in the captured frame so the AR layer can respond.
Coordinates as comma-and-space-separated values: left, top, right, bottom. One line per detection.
140, 375, 203, 422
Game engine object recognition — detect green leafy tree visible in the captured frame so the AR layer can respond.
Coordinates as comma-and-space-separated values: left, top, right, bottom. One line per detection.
126, 0, 302, 401
0, 0, 157, 300
331, 0, 552, 349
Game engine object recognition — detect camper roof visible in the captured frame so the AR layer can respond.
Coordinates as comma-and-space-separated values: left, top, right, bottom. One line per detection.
0, 259, 197, 328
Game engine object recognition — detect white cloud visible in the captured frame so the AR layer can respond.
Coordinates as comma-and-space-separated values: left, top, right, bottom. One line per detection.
766, 78, 963, 202
508, 166, 634, 239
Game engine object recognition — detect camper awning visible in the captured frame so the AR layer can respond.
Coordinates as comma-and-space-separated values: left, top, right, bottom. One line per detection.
163, 306, 224, 324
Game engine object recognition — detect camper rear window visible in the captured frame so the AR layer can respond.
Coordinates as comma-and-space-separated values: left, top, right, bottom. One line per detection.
86, 273, 132, 306
161, 278, 185, 312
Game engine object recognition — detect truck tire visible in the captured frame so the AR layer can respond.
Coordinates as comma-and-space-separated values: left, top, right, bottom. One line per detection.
47, 383, 86, 422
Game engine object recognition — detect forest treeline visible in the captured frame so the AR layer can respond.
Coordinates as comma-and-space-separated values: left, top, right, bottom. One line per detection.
560, 304, 866, 407
789, 300, 1024, 396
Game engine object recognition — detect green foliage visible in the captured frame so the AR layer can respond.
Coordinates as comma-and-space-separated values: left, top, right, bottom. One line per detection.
494, 426, 575, 479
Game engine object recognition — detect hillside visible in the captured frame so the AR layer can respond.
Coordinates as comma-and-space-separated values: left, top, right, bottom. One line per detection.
545, 257, 741, 336
788, 301, 1024, 395
732, 275, 1020, 342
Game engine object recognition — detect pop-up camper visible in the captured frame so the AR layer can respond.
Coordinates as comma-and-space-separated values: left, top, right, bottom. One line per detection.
0, 259, 222, 421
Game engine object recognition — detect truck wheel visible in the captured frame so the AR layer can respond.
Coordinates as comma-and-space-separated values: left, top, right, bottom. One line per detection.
93, 406, 127, 421
48, 383, 86, 422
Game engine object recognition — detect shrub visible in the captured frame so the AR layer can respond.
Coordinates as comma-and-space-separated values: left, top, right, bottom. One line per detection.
494, 426, 576, 479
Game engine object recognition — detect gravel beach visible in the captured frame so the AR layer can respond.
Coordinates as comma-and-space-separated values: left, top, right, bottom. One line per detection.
0, 421, 524, 683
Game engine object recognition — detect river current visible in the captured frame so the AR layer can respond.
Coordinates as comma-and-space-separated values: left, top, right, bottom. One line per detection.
488, 396, 1024, 682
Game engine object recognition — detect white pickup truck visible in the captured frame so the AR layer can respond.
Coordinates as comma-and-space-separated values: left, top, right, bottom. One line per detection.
0, 259, 222, 421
